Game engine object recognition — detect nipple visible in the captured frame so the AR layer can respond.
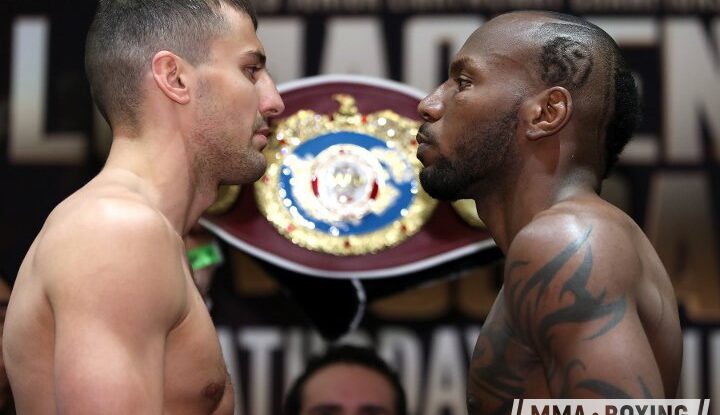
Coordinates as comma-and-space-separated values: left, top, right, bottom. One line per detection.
203, 382, 224, 402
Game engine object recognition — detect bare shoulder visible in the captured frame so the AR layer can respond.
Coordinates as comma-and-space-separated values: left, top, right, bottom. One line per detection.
36, 187, 187, 328
506, 197, 644, 293
502, 197, 681, 398
502, 197, 647, 345
38, 189, 178, 266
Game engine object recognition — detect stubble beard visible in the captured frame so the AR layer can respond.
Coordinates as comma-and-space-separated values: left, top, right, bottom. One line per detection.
198, 136, 267, 187
193, 88, 268, 187
419, 108, 518, 201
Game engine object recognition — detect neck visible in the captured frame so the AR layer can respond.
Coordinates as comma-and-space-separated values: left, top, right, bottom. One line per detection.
473, 165, 599, 253
103, 127, 217, 236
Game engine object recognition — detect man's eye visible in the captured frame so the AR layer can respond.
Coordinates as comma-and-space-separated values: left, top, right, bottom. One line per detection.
244, 66, 260, 80
456, 77, 471, 91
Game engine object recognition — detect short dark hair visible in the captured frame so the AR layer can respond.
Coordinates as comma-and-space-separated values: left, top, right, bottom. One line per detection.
85, 0, 257, 128
534, 12, 641, 177
283, 345, 408, 415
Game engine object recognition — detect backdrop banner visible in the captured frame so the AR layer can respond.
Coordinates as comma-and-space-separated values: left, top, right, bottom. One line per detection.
0, 1, 718, 414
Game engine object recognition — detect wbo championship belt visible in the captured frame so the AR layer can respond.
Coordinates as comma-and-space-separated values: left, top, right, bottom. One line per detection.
202, 75, 496, 280
255, 94, 436, 255
201, 75, 499, 339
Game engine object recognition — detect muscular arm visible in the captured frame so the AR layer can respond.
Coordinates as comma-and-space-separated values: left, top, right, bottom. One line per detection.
41, 201, 186, 414
503, 219, 663, 398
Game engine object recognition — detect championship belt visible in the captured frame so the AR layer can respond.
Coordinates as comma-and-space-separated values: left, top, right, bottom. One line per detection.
255, 94, 436, 255
202, 75, 499, 340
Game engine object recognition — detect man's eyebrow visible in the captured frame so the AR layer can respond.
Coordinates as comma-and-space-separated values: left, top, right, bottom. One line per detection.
449, 56, 472, 77
307, 404, 341, 414
243, 50, 266, 66
359, 404, 392, 414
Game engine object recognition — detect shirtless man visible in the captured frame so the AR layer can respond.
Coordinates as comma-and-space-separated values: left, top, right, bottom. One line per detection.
415, 11, 682, 413
4, 0, 283, 413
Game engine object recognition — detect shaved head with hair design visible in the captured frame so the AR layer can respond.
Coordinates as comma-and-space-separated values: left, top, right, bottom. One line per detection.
532, 11, 640, 176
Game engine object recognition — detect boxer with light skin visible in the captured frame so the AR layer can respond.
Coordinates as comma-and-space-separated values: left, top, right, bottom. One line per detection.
3, 0, 283, 413
416, 11, 682, 413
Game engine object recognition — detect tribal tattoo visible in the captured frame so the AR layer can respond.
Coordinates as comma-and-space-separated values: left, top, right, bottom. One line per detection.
469, 301, 526, 415
506, 229, 633, 397
560, 360, 654, 399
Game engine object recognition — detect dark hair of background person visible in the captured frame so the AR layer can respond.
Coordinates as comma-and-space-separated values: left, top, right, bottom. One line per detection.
85, 0, 257, 129
283, 345, 408, 415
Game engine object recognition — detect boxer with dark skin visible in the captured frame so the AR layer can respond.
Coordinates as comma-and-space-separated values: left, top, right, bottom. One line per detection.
416, 11, 682, 414
4, 1, 283, 413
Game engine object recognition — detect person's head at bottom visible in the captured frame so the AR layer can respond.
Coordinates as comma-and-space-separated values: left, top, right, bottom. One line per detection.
284, 345, 407, 415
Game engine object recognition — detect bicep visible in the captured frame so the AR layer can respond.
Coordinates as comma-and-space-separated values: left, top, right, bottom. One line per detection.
42, 210, 186, 414
541, 305, 663, 398
503, 227, 662, 398
51, 270, 175, 415
54, 311, 166, 415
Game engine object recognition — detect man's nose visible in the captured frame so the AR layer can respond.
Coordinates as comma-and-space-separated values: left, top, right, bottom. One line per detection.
259, 77, 285, 118
417, 88, 443, 122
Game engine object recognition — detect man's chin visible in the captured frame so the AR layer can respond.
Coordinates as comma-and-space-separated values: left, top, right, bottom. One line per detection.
244, 166, 267, 184
246, 155, 268, 182
220, 160, 267, 186
419, 169, 463, 201
425, 191, 461, 202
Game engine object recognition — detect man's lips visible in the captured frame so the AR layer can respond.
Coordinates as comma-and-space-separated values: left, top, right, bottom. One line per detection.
416, 130, 431, 145
416, 143, 433, 165
254, 127, 270, 138
253, 127, 270, 150
415, 130, 435, 165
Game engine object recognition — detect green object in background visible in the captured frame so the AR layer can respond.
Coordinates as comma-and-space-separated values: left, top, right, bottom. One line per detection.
187, 242, 224, 271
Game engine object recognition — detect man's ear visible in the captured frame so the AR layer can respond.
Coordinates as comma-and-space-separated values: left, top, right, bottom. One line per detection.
520, 87, 572, 140
151, 51, 191, 105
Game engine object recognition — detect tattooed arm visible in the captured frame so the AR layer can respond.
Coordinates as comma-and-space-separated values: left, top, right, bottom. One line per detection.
503, 218, 664, 398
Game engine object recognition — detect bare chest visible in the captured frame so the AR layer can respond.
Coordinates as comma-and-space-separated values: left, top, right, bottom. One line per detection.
467, 295, 549, 415
163, 286, 233, 414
